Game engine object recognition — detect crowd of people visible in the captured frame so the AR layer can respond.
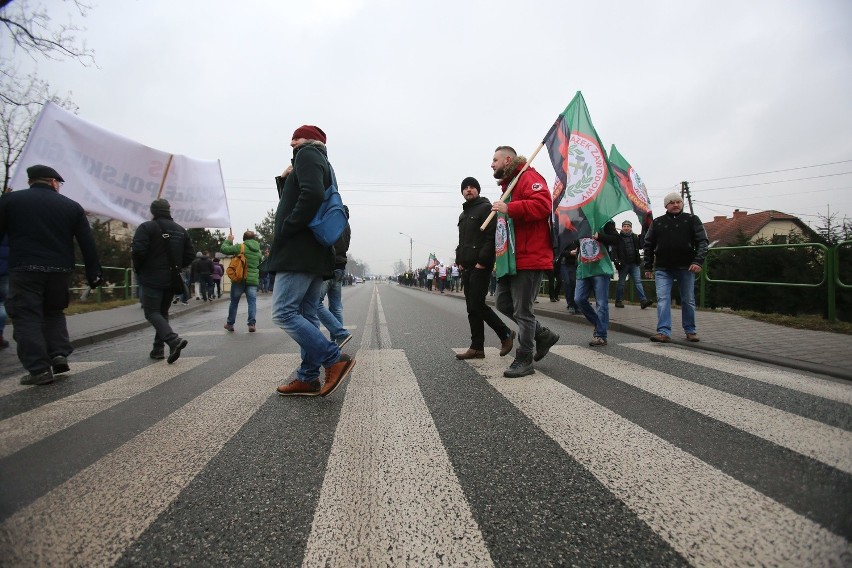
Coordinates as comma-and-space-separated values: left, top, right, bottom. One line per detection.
0, 127, 708, 392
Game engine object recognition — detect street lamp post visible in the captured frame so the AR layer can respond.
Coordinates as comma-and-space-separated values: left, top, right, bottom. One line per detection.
399, 232, 413, 272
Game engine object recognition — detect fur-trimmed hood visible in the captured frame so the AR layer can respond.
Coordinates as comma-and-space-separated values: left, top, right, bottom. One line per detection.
497, 155, 528, 187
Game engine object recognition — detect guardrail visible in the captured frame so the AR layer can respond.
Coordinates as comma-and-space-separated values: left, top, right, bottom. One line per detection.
71, 265, 134, 303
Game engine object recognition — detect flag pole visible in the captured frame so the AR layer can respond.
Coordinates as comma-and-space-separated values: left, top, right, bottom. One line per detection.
155, 154, 174, 199
480, 141, 545, 231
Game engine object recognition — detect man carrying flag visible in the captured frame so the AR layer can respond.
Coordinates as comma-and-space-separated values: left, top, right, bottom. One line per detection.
490, 146, 559, 378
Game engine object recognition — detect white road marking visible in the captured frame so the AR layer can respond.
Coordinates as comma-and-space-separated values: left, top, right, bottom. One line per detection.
0, 354, 299, 567
464, 349, 851, 568
551, 345, 852, 475
0, 361, 111, 398
303, 349, 493, 567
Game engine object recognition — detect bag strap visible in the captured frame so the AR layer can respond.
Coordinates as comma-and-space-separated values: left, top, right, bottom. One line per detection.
302, 145, 337, 191
152, 218, 180, 271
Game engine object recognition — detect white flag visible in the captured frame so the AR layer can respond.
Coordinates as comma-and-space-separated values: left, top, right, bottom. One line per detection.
9, 102, 231, 229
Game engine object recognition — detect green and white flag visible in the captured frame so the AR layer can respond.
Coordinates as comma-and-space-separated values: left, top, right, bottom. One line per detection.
494, 198, 516, 278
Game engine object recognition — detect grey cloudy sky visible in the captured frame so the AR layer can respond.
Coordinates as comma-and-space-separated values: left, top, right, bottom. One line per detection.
14, 0, 852, 274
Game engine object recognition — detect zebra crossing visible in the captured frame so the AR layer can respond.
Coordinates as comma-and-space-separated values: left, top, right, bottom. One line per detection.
0, 338, 849, 566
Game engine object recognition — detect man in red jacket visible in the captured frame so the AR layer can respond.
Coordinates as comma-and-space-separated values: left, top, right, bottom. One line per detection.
490, 146, 559, 378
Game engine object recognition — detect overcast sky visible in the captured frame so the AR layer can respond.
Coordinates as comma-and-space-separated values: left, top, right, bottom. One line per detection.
11, 0, 852, 274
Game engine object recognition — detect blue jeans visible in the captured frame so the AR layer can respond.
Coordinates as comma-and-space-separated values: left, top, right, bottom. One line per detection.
317, 269, 348, 340
227, 281, 257, 326
654, 269, 696, 336
615, 263, 648, 302
575, 274, 610, 339
272, 272, 339, 382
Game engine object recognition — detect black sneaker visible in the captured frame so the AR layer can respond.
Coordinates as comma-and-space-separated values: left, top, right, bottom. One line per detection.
20, 368, 57, 386
533, 328, 560, 362
640, 299, 653, 309
614, 301, 625, 308
51, 355, 70, 374
150, 346, 165, 360
167, 338, 188, 364
504, 356, 534, 378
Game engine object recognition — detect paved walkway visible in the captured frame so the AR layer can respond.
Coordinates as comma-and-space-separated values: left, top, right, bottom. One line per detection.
2, 285, 850, 382
416, 285, 852, 381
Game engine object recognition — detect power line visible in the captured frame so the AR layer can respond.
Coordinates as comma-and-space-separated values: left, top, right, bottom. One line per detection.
693, 199, 827, 219
690, 159, 852, 183
691, 171, 852, 192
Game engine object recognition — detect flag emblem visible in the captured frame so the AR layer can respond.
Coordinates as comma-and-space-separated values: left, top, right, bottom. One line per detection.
579, 237, 604, 263
564, 132, 607, 208
495, 218, 509, 256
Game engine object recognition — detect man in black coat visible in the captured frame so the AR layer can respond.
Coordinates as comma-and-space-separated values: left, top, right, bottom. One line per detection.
269, 125, 355, 398
0, 165, 102, 385
454, 177, 514, 360
131, 199, 195, 363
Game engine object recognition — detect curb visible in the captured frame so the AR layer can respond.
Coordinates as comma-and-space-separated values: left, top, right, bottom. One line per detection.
401, 285, 852, 382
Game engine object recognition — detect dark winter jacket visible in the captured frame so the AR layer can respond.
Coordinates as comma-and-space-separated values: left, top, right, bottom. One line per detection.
132, 214, 195, 289
267, 142, 335, 277
618, 231, 642, 265
643, 211, 709, 271
0, 182, 101, 284
333, 223, 351, 269
455, 195, 497, 269
221, 238, 262, 286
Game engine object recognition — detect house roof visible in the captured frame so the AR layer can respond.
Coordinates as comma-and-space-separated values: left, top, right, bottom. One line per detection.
702, 209, 816, 246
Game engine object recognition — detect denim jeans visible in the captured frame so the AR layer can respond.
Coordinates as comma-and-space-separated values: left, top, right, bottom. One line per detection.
317, 269, 348, 340
272, 272, 340, 382
227, 281, 257, 326
495, 270, 544, 355
654, 269, 696, 336
575, 274, 610, 339
615, 263, 648, 302
560, 264, 577, 308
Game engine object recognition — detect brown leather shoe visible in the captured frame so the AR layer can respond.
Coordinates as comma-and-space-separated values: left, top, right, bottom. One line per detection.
456, 349, 485, 360
499, 331, 516, 357
686, 333, 700, 342
320, 354, 356, 397
277, 379, 321, 396
649, 333, 672, 343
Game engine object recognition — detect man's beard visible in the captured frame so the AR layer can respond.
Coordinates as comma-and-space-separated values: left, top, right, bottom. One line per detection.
493, 167, 505, 180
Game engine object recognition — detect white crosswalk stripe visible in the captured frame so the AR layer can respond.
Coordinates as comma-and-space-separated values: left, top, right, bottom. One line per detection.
550, 345, 852, 475
623, 342, 852, 405
304, 349, 492, 566
462, 348, 851, 567
0, 361, 111, 398
0, 358, 209, 459
0, 354, 299, 567
0, 341, 848, 566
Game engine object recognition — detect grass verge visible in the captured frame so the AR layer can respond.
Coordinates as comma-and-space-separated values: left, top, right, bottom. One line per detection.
732, 310, 852, 335
66, 298, 138, 315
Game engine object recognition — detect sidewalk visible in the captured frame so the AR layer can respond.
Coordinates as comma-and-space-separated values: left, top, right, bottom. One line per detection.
415, 285, 852, 382
3, 286, 850, 382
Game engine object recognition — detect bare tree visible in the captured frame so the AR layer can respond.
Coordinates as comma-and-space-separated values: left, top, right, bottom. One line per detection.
0, 0, 95, 189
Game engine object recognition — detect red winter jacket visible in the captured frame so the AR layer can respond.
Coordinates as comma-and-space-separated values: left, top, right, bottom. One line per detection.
502, 163, 554, 271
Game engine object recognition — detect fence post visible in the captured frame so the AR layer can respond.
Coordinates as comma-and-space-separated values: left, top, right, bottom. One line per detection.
827, 246, 837, 323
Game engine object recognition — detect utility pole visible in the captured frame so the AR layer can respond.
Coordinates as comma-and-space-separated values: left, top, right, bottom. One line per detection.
681, 181, 694, 214
399, 232, 413, 271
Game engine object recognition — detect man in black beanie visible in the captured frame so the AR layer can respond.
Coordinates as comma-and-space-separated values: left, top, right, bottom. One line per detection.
132, 199, 195, 363
0, 165, 103, 384
454, 176, 514, 360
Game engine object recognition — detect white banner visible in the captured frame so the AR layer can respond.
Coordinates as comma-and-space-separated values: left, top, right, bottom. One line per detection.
8, 102, 231, 229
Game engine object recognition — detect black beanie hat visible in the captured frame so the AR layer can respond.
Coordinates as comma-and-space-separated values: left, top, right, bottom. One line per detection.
150, 198, 171, 217
461, 176, 481, 194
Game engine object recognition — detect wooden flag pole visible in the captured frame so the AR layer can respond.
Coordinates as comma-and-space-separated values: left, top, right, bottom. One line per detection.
480, 141, 545, 231
155, 154, 174, 199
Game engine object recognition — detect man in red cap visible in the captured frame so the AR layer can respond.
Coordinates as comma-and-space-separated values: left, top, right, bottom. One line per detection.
268, 125, 356, 397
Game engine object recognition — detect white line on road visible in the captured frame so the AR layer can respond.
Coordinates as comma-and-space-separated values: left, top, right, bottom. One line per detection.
0, 361, 111, 398
465, 348, 851, 567
303, 349, 493, 567
0, 358, 210, 459
0, 354, 299, 567
623, 342, 852, 405
551, 345, 852, 475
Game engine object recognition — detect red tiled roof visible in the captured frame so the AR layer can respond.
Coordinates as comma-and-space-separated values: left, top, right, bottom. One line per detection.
702, 210, 815, 246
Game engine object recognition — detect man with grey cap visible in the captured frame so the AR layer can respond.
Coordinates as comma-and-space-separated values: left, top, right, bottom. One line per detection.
642, 192, 708, 343
132, 198, 195, 363
0, 164, 102, 385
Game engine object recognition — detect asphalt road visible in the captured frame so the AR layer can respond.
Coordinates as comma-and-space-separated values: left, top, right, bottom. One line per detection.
0, 281, 849, 567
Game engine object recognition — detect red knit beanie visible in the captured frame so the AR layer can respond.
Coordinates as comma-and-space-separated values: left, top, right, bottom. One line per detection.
292, 125, 327, 144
